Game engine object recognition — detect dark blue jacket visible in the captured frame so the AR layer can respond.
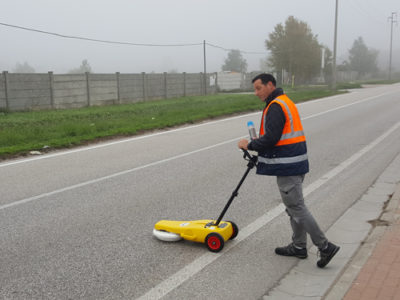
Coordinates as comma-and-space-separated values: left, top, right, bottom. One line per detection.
248, 89, 309, 176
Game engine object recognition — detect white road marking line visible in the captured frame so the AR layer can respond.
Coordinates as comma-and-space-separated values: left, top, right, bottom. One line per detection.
300, 91, 393, 121
0, 91, 396, 211
0, 137, 244, 211
1, 88, 398, 297
0, 89, 395, 168
136, 120, 400, 300
0, 112, 258, 168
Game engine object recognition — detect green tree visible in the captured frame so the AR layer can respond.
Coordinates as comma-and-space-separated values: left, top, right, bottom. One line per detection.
266, 16, 322, 84
221, 49, 247, 73
69, 59, 92, 73
348, 37, 379, 78
13, 62, 35, 73
322, 46, 333, 83
259, 57, 270, 72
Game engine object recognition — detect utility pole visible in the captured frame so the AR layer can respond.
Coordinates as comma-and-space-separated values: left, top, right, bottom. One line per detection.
332, 0, 339, 90
388, 12, 397, 81
203, 40, 207, 95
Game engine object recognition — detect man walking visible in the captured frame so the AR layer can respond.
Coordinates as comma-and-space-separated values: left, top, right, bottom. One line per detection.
238, 73, 339, 268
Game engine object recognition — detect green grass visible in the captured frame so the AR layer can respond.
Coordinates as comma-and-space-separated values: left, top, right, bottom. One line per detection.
0, 88, 343, 158
362, 79, 400, 85
336, 82, 363, 89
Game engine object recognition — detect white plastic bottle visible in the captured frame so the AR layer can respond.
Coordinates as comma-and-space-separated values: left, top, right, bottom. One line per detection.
247, 121, 257, 140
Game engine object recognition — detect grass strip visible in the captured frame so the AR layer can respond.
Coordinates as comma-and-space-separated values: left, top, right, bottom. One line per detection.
0, 88, 342, 158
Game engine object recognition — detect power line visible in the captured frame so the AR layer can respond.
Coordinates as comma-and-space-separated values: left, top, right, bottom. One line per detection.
0, 22, 202, 47
349, 0, 386, 25
206, 42, 265, 55
0, 21, 266, 55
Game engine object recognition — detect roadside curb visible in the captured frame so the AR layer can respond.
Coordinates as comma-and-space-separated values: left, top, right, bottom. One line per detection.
324, 180, 400, 299
264, 152, 400, 299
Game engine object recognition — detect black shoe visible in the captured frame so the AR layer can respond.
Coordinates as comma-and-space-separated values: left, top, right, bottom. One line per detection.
275, 243, 308, 259
317, 242, 340, 268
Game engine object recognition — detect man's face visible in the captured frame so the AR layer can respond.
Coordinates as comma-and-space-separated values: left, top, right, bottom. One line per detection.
253, 79, 275, 101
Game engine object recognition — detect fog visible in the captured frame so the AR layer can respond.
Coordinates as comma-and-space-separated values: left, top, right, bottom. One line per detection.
0, 0, 399, 74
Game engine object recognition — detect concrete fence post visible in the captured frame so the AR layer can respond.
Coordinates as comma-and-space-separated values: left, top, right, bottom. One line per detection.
204, 73, 207, 95
200, 72, 203, 95
142, 72, 147, 101
214, 72, 218, 93
183, 72, 186, 97
163, 72, 167, 99
48, 71, 55, 109
116, 72, 121, 104
3, 71, 9, 111
85, 72, 91, 107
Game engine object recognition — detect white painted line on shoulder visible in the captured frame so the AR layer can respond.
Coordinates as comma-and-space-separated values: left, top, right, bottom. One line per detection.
1, 92, 396, 211
0, 112, 258, 168
136, 120, 400, 300
0, 136, 244, 211
1, 89, 395, 168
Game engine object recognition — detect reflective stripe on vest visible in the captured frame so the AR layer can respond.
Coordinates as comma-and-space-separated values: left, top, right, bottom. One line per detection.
258, 153, 308, 165
260, 94, 306, 146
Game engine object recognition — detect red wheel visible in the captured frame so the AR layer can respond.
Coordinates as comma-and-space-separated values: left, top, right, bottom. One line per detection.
205, 233, 224, 252
228, 221, 239, 240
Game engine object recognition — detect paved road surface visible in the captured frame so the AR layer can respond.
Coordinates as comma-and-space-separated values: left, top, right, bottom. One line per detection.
1, 84, 400, 299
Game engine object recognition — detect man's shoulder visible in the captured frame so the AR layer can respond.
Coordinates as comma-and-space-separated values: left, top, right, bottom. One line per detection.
266, 102, 285, 121
269, 101, 284, 111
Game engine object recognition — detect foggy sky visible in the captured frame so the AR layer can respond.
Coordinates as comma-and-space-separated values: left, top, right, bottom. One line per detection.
1, 0, 399, 74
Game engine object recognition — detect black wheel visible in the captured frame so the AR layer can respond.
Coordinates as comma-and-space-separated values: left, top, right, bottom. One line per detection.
205, 233, 224, 252
228, 221, 239, 240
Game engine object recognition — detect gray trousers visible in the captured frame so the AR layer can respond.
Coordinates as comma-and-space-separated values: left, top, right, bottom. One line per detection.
277, 175, 328, 249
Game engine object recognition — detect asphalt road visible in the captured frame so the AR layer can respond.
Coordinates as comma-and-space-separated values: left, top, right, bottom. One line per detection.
1, 84, 400, 299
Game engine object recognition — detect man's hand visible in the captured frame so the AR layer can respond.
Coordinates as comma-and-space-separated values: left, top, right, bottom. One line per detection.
238, 139, 249, 150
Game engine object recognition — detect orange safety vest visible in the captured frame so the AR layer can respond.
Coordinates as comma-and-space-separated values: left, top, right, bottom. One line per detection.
260, 94, 306, 146
256, 94, 309, 176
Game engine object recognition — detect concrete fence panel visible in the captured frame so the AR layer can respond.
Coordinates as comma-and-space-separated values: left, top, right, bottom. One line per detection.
7, 73, 52, 111
146, 74, 165, 100
217, 72, 242, 91
0, 71, 218, 111
119, 73, 145, 103
53, 74, 88, 109
89, 74, 118, 106
337, 71, 359, 82
185, 73, 203, 96
0, 70, 375, 111
166, 73, 185, 99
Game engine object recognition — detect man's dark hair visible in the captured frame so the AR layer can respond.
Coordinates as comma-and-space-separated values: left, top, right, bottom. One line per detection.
252, 73, 276, 86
